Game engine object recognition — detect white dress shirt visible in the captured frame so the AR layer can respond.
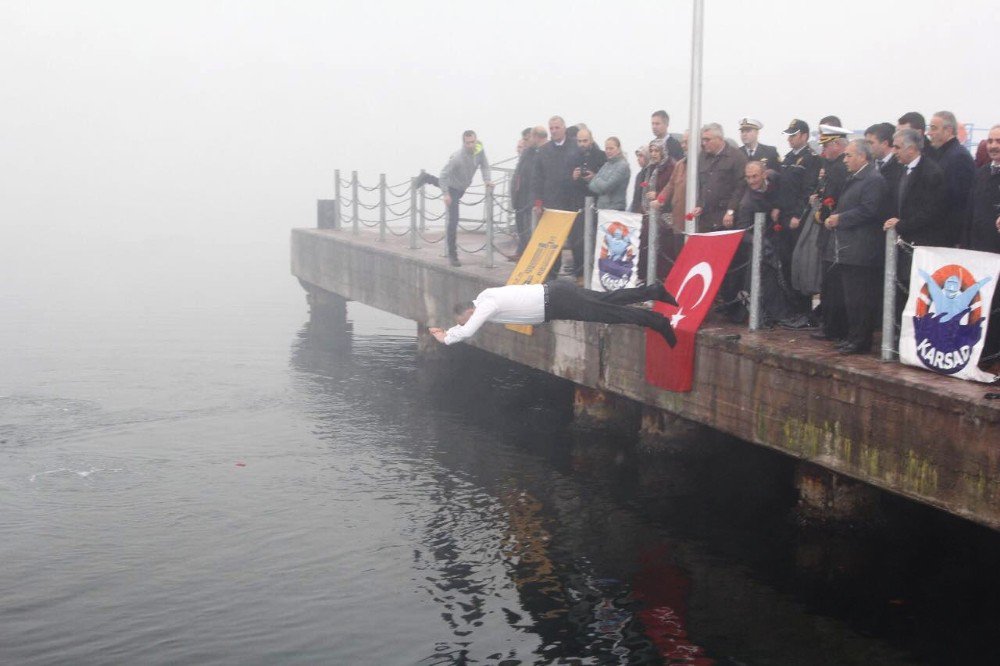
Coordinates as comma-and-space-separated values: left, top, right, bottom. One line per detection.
443, 285, 546, 345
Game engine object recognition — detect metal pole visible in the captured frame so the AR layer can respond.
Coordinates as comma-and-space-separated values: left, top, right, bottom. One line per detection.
584, 197, 595, 288
881, 228, 899, 361
378, 173, 386, 242
334, 169, 342, 231
485, 187, 495, 268
748, 212, 764, 331
351, 170, 359, 235
647, 202, 660, 286
409, 177, 418, 250
418, 169, 427, 231
531, 207, 541, 232
684, 0, 704, 238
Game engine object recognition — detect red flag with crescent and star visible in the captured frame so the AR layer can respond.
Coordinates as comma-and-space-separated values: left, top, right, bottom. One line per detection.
646, 230, 745, 391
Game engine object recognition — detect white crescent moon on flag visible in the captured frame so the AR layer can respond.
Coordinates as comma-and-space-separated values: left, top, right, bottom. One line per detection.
670, 261, 713, 326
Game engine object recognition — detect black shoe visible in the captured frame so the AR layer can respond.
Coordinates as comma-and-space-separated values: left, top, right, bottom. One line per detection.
650, 280, 679, 306
655, 317, 677, 347
449, 256, 462, 267
837, 343, 868, 355
779, 315, 811, 330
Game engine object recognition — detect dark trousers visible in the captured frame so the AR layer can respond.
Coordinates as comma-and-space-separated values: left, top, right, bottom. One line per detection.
841, 264, 880, 350
514, 206, 532, 255
821, 261, 849, 339
445, 187, 465, 258
422, 175, 464, 258
823, 263, 879, 349
636, 215, 673, 283
544, 281, 672, 345
567, 211, 586, 277
718, 242, 751, 320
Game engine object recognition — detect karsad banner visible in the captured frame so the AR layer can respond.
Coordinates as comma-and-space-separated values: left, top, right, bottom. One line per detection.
590, 209, 643, 292
505, 208, 578, 334
645, 230, 745, 392
899, 246, 1000, 383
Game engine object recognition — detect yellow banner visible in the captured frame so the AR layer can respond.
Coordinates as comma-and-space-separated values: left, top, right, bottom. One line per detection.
505, 208, 578, 334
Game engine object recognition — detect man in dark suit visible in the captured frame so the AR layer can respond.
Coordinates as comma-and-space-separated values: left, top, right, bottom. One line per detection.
882, 128, 949, 319
967, 124, 1000, 360
927, 110, 976, 246
565, 127, 607, 278
689, 122, 747, 232
510, 126, 546, 259
532, 115, 580, 278
738, 118, 780, 169
967, 125, 1000, 254
818, 139, 888, 354
866, 122, 905, 222
774, 119, 820, 324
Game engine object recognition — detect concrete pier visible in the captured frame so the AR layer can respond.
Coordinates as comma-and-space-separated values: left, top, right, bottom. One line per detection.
291, 227, 1000, 529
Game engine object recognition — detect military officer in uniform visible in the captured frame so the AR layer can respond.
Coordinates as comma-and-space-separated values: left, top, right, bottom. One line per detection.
738, 118, 780, 169
773, 119, 820, 323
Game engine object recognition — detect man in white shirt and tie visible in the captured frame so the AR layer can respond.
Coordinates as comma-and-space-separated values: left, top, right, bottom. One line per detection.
429, 281, 678, 347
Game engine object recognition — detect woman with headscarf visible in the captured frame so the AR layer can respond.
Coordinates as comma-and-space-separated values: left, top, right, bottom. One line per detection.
630, 145, 652, 213
636, 140, 676, 282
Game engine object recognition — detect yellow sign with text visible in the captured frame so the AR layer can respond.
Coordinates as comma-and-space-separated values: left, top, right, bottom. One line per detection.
505, 208, 578, 334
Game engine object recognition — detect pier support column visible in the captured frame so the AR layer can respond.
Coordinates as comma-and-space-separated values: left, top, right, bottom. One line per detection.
638, 405, 707, 450
794, 462, 881, 525
300, 281, 352, 350
572, 386, 638, 430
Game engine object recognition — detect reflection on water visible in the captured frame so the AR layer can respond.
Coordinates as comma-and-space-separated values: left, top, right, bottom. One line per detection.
2, 294, 1000, 665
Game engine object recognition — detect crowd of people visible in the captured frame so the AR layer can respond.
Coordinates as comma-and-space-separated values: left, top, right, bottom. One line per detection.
422, 110, 1000, 359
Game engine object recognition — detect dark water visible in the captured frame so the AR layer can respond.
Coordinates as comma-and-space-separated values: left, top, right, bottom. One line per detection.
3, 251, 1000, 665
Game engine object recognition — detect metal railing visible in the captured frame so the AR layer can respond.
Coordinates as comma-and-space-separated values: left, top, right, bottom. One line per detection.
317, 171, 1000, 369
320, 163, 519, 267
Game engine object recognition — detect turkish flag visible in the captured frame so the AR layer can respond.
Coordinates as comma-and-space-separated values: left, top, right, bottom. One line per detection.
646, 230, 745, 391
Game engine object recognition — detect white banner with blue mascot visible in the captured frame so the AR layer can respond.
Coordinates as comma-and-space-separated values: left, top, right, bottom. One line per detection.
590, 209, 643, 292
899, 246, 1000, 383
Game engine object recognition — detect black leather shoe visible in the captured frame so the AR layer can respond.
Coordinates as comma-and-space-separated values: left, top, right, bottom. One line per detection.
837, 342, 869, 355
651, 281, 679, 306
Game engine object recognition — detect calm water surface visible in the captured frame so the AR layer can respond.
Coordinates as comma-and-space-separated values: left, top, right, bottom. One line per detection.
2, 244, 1000, 665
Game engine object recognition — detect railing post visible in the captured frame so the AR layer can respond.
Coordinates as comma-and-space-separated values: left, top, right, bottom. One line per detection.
351, 170, 359, 235
418, 169, 427, 231
748, 212, 765, 331
531, 206, 541, 232
334, 169, 342, 231
584, 197, 595, 289
484, 187, 495, 268
409, 177, 418, 250
378, 173, 386, 242
647, 202, 660, 286
881, 228, 899, 361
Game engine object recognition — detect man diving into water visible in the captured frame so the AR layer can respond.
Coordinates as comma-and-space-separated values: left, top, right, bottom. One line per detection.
429, 281, 678, 347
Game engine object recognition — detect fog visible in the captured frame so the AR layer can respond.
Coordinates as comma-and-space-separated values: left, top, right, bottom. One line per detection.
1, 0, 995, 314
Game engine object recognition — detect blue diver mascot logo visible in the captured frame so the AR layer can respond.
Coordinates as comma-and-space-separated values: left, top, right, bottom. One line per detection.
911, 264, 992, 374
597, 220, 636, 291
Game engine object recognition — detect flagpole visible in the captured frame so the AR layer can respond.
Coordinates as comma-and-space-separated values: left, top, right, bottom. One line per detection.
684, 0, 704, 238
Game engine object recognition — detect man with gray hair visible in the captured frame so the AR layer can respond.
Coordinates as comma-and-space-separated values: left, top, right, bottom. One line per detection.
883, 127, 948, 321
927, 110, 976, 246
689, 122, 748, 232
815, 138, 887, 354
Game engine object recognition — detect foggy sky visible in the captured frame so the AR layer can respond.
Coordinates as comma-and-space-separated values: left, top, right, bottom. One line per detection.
2, 0, 995, 310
